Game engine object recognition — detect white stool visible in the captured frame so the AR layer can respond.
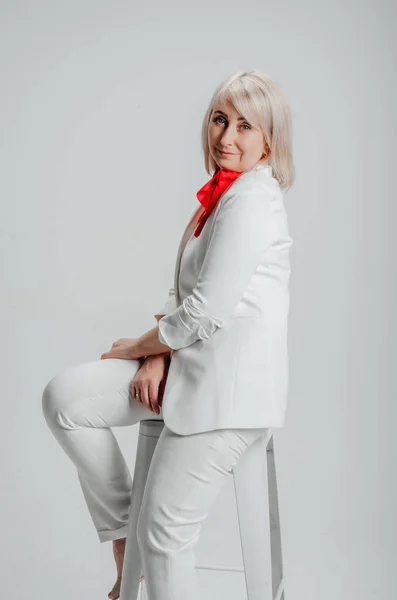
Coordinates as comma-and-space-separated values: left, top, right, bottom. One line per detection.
119, 420, 285, 600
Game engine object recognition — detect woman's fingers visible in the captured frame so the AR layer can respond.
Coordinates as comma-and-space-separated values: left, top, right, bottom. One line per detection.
132, 382, 159, 414
130, 373, 162, 415
148, 382, 161, 415
131, 384, 141, 405
140, 382, 154, 413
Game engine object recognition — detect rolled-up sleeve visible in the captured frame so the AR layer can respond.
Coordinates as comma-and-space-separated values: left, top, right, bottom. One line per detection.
158, 185, 274, 350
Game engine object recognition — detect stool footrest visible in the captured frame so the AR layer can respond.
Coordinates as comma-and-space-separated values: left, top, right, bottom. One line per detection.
195, 564, 244, 573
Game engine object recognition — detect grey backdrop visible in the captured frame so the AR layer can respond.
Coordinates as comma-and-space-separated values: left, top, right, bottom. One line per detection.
1, 1, 396, 599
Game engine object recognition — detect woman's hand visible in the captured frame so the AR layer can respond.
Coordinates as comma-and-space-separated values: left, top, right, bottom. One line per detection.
100, 338, 140, 360
100, 326, 170, 361
131, 354, 170, 415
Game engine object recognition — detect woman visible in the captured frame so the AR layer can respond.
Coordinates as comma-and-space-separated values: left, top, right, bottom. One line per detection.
42, 69, 294, 600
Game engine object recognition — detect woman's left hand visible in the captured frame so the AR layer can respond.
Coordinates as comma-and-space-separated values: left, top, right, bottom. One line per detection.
100, 337, 141, 360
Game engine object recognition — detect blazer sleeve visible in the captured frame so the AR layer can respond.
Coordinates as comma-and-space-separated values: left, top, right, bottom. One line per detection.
153, 286, 177, 321
157, 184, 274, 350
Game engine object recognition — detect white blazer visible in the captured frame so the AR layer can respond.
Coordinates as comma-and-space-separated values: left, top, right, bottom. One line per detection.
153, 163, 293, 435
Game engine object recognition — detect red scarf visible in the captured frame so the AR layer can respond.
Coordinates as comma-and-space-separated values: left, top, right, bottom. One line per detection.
194, 167, 243, 237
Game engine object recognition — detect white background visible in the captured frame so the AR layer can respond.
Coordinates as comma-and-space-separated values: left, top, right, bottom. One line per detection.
1, 1, 395, 598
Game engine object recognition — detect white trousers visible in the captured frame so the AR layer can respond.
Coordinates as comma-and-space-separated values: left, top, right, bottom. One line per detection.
42, 357, 267, 600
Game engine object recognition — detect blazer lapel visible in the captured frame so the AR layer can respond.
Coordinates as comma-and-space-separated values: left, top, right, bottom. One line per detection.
173, 205, 204, 305
172, 165, 270, 305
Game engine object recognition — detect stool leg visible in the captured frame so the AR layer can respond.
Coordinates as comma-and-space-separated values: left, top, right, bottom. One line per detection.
267, 436, 285, 600
119, 425, 164, 600
233, 430, 273, 600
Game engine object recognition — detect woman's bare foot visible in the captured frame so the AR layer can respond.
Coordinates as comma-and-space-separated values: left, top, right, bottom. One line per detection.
108, 537, 144, 600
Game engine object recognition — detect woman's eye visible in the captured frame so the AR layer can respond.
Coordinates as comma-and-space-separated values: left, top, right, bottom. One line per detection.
212, 116, 251, 130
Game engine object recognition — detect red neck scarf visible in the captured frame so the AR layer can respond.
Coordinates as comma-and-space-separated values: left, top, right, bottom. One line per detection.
194, 167, 243, 237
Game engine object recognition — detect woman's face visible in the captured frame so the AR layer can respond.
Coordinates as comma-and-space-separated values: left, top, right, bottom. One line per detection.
208, 98, 266, 172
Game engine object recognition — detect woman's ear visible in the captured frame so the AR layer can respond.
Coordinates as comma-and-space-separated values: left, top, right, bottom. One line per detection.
262, 142, 271, 158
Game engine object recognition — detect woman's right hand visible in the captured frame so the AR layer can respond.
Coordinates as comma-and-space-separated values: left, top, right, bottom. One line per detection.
130, 353, 170, 415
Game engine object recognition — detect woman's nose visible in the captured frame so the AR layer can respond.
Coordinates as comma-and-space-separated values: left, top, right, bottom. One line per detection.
220, 129, 236, 147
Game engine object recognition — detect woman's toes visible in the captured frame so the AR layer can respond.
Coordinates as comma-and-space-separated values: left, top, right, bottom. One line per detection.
108, 576, 121, 600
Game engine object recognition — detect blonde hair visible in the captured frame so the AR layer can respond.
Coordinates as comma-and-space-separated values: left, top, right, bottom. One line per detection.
201, 70, 295, 192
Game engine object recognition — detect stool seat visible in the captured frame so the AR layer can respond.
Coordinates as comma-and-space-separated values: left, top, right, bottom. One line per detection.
119, 420, 285, 600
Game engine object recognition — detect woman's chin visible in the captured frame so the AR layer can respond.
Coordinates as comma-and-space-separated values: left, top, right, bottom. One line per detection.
216, 156, 236, 168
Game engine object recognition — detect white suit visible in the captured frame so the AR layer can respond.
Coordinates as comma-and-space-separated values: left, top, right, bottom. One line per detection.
154, 163, 293, 435
41, 161, 291, 599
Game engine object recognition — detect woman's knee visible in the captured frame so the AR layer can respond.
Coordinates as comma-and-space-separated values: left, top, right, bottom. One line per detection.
41, 369, 79, 429
137, 505, 170, 554
137, 500, 198, 555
